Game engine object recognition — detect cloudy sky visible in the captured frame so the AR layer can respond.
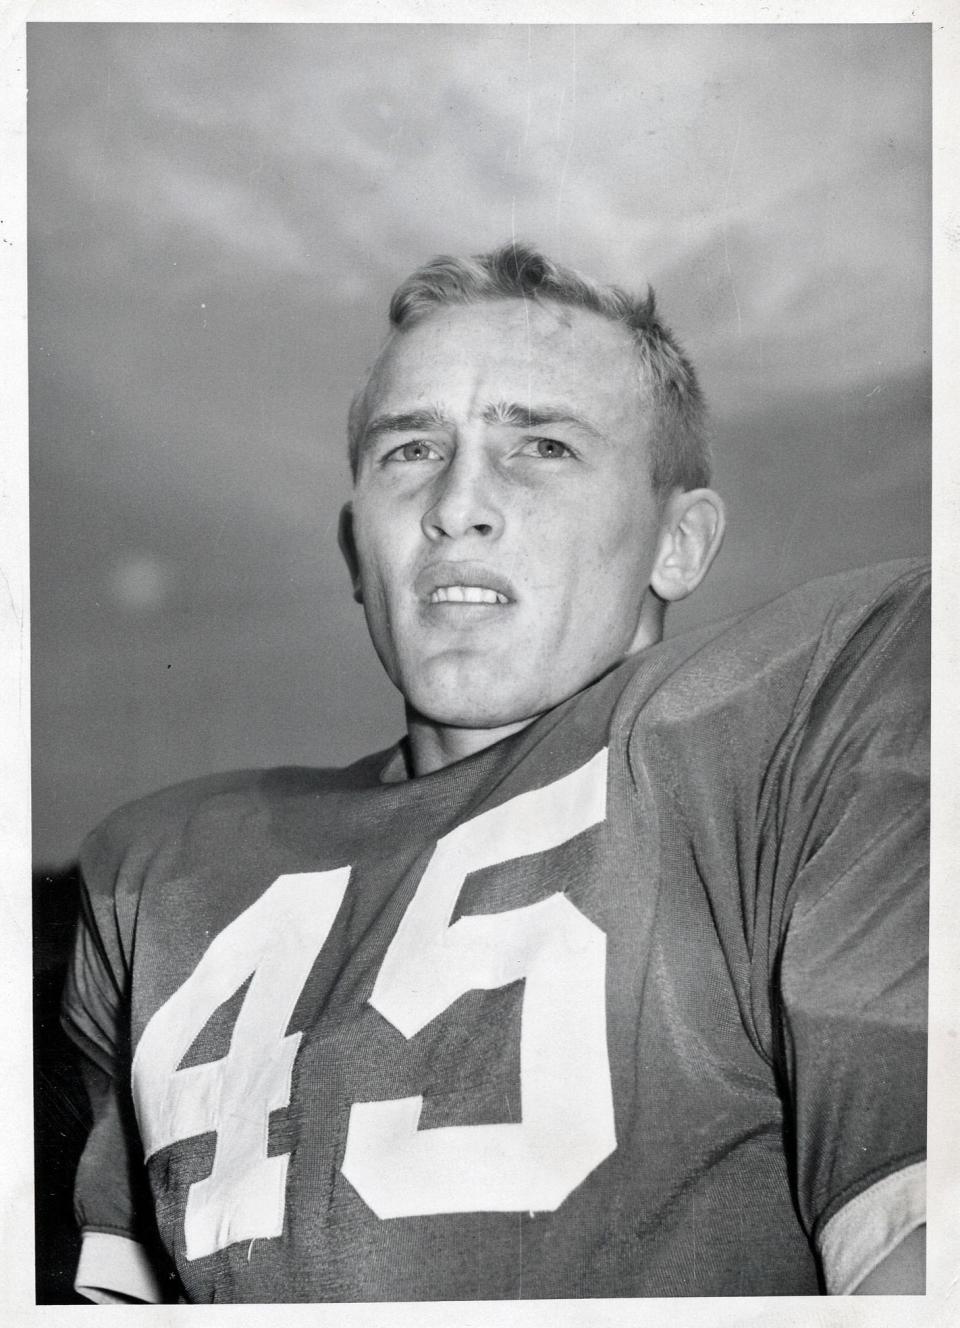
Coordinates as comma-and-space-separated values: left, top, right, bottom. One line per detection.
28, 23, 930, 864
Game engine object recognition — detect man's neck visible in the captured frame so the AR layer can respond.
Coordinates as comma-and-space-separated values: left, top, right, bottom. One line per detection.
402, 609, 668, 778
405, 708, 538, 777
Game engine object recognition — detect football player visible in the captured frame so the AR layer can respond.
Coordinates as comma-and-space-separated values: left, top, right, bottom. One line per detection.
62, 243, 927, 1302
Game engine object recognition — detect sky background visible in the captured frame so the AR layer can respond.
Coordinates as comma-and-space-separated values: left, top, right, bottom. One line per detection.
28, 22, 931, 866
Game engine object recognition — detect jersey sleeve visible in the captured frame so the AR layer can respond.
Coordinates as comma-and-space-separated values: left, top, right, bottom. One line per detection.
768, 565, 928, 1292
60, 821, 174, 1304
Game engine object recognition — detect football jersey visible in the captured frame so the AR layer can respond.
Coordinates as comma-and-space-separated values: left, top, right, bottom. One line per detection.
61, 560, 928, 1303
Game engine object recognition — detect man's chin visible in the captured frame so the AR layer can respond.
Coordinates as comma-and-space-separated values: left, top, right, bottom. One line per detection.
402, 675, 548, 734
408, 698, 541, 732
398, 655, 605, 733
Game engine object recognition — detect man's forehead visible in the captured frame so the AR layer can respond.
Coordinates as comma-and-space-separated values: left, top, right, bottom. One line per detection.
389, 296, 633, 352
367, 298, 644, 411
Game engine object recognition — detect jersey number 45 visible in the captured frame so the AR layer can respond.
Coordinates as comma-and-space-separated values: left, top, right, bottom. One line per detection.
131, 750, 616, 1260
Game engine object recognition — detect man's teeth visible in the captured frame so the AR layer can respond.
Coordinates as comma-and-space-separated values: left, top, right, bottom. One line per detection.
430, 585, 508, 605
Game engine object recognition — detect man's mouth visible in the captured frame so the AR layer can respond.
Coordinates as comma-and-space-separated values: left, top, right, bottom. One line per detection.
414, 561, 516, 606
429, 585, 509, 605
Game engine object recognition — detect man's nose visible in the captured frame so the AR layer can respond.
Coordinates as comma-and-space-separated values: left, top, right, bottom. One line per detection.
421, 452, 505, 542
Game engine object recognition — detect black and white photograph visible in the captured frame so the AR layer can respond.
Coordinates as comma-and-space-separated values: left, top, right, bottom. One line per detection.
3, 4, 957, 1323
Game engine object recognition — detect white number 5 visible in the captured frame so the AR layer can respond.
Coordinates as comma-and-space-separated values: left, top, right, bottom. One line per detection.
342, 748, 615, 1217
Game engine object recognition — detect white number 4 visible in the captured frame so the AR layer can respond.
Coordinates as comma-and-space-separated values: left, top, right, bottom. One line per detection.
133, 750, 615, 1259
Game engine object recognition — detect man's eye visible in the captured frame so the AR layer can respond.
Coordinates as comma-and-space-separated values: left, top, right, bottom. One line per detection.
384, 440, 440, 463
524, 437, 573, 459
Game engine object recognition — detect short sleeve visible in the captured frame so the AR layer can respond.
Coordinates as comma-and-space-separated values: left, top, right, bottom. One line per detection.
771, 568, 928, 1291
60, 843, 173, 1304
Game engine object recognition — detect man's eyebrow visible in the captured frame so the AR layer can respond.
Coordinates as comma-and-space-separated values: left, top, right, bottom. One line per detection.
361, 401, 605, 444
482, 401, 604, 438
362, 407, 452, 440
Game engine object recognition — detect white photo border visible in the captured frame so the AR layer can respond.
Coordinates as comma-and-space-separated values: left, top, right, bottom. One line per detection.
3, 3, 955, 1324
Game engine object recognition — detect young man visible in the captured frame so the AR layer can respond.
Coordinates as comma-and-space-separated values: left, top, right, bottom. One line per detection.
62, 244, 928, 1302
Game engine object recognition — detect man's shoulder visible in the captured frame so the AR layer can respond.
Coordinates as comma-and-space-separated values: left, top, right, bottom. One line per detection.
716, 557, 929, 692
751, 556, 927, 623
603, 558, 928, 746
688, 556, 925, 647
78, 750, 397, 892
662, 558, 926, 684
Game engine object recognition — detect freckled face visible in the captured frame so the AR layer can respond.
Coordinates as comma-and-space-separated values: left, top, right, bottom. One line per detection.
348, 298, 667, 730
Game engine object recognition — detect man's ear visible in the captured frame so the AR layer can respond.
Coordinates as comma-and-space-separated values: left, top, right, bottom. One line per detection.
337, 503, 364, 604
649, 488, 726, 603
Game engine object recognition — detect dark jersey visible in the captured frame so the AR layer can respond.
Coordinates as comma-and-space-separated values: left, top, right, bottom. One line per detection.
61, 561, 928, 1302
